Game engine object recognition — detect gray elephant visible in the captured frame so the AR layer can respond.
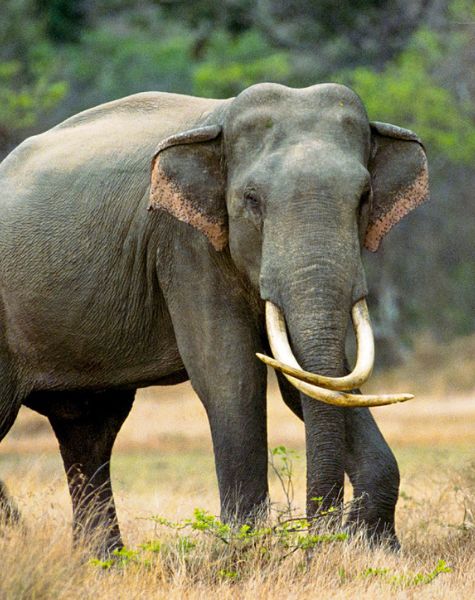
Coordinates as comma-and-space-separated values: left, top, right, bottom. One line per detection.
0, 83, 428, 553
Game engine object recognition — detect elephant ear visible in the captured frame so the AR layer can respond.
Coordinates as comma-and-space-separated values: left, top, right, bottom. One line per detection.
148, 125, 228, 251
365, 121, 429, 252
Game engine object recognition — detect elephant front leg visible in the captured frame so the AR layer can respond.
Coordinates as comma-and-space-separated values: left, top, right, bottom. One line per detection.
177, 335, 268, 522
344, 407, 400, 547
200, 376, 269, 523
163, 282, 268, 521
160, 230, 269, 522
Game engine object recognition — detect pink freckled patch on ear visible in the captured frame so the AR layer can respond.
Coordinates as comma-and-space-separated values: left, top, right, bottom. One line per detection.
149, 156, 228, 251
365, 162, 429, 252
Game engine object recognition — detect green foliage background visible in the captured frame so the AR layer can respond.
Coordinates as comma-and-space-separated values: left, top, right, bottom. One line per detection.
1, 0, 473, 361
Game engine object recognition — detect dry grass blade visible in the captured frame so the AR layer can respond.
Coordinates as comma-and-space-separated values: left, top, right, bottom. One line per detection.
0, 335, 474, 597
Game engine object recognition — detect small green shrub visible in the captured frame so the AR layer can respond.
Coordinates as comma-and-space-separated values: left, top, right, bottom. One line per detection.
361, 559, 452, 588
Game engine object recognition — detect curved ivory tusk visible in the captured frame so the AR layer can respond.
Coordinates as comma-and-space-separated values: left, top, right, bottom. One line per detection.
257, 300, 414, 408
258, 299, 374, 391
269, 371, 414, 407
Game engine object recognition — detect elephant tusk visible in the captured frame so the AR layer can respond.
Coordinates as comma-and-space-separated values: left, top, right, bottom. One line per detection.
267, 371, 414, 407
258, 299, 374, 391
257, 300, 414, 408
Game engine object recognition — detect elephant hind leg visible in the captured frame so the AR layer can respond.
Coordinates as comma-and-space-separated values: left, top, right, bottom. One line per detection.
26, 389, 135, 555
0, 481, 21, 524
0, 357, 23, 525
0, 357, 23, 442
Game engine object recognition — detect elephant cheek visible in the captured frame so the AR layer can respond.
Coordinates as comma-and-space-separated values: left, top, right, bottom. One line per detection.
229, 220, 262, 287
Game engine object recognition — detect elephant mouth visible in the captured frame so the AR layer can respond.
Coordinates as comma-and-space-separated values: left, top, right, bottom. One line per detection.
256, 299, 414, 408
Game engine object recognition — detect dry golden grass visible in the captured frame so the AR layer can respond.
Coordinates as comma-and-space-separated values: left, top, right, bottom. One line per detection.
1, 334, 474, 598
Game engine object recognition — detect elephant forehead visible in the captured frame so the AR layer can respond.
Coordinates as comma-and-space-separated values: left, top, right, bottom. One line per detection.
230, 82, 366, 111
228, 104, 366, 137
226, 94, 369, 163
228, 83, 367, 127
227, 120, 369, 172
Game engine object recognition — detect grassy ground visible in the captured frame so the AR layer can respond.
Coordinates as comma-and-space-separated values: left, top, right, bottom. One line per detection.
1, 335, 474, 598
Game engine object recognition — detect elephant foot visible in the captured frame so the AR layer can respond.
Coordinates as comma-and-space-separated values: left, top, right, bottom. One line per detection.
92, 538, 124, 561
345, 517, 400, 552
73, 523, 124, 559
221, 496, 270, 528
366, 525, 400, 552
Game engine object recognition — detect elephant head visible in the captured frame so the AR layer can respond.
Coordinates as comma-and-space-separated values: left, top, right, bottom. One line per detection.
148, 83, 428, 407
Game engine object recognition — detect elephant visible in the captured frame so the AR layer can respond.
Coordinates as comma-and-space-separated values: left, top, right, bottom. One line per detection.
0, 83, 429, 554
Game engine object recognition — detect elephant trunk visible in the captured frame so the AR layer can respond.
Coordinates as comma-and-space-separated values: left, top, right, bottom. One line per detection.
274, 271, 353, 513
259, 238, 408, 514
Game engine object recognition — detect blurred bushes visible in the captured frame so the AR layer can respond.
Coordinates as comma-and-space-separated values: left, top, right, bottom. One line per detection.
64, 19, 195, 110
1, 0, 473, 359
0, 0, 68, 149
343, 29, 475, 163
193, 30, 290, 98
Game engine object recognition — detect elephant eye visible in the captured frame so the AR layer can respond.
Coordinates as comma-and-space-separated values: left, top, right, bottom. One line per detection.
243, 190, 261, 214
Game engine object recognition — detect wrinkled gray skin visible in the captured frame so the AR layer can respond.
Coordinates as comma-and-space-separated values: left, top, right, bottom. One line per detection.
0, 83, 425, 554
